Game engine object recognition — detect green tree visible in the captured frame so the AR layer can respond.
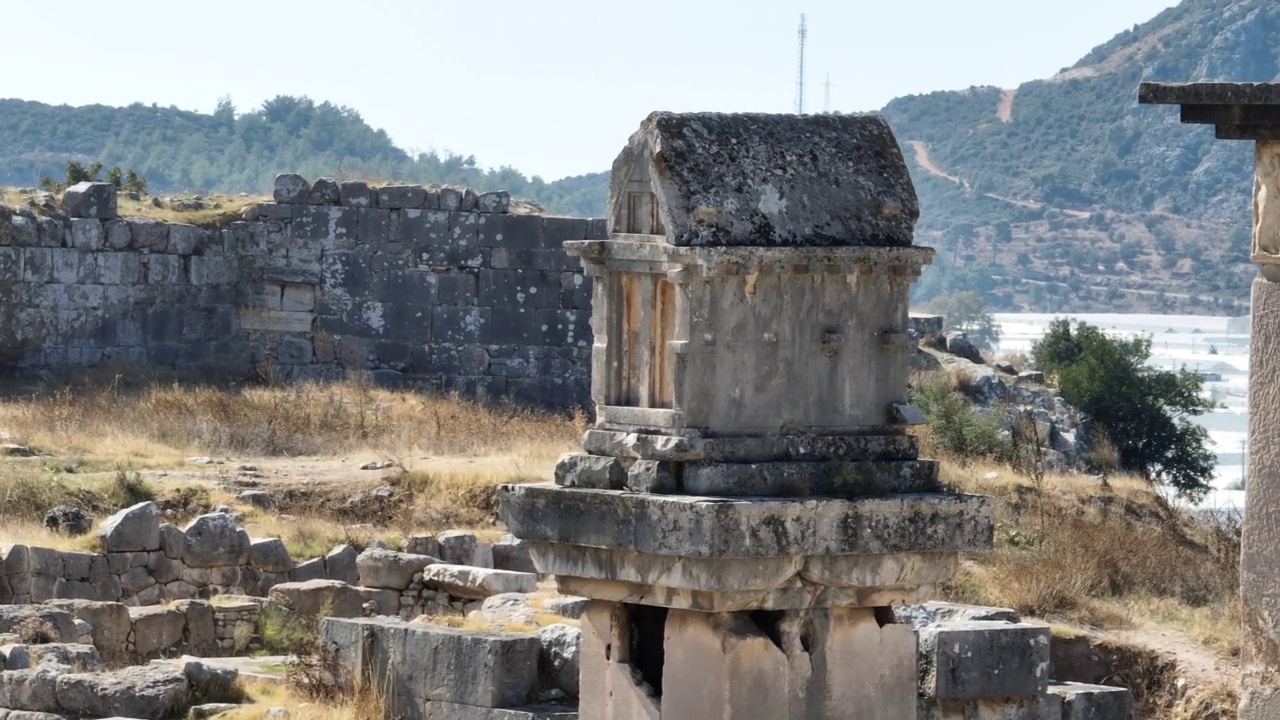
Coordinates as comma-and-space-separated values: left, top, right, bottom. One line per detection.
1032, 319, 1215, 500
927, 291, 1002, 351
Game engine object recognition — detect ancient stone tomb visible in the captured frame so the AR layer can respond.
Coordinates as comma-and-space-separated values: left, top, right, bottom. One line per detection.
500, 112, 996, 719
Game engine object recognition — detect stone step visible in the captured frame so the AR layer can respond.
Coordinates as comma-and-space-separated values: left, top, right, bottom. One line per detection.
1046, 682, 1134, 720
582, 429, 919, 462
918, 621, 1052, 701
681, 459, 939, 497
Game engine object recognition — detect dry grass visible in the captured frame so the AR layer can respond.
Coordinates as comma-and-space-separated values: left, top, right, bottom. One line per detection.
943, 460, 1238, 620
0, 376, 582, 461
218, 680, 389, 720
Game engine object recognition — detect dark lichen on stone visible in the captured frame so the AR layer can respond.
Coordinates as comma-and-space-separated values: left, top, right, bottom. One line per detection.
610, 111, 920, 248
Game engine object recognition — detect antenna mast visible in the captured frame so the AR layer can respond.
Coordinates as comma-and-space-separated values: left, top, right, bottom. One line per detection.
823, 73, 833, 113
795, 13, 808, 114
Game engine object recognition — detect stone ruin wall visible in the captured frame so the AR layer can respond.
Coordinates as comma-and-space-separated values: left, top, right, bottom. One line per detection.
0, 176, 604, 408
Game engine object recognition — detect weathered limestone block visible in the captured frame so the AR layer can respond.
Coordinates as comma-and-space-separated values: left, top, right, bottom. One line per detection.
626, 460, 679, 493
55, 664, 188, 720
269, 579, 365, 617
1046, 682, 1134, 720
339, 180, 372, 207
501, 484, 993, 559
248, 538, 293, 573
553, 453, 626, 490
437, 531, 493, 568
404, 535, 441, 559
2, 642, 102, 671
25, 547, 62, 577
536, 624, 581, 699
97, 501, 161, 553
418, 703, 578, 719
0, 606, 78, 642
894, 601, 1019, 629
62, 182, 117, 220
378, 185, 426, 209
183, 514, 250, 567
321, 617, 541, 708
357, 548, 440, 590
129, 605, 186, 657
917, 621, 1050, 700
45, 600, 131, 656
477, 191, 511, 214
309, 177, 341, 205
274, 173, 311, 204
919, 696, 1056, 720
586, 432, 921, 463
493, 535, 537, 574
681, 459, 940, 497
290, 557, 327, 583
321, 544, 358, 585
172, 600, 216, 653
69, 218, 103, 250
0, 665, 63, 713
421, 564, 538, 600
146, 551, 184, 584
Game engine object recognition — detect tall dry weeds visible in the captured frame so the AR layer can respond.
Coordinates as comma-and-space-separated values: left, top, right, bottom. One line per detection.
2, 376, 584, 459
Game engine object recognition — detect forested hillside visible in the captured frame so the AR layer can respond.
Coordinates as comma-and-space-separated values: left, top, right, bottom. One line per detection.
0, 97, 607, 218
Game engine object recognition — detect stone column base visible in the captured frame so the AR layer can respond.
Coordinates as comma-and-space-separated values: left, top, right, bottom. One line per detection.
580, 601, 916, 720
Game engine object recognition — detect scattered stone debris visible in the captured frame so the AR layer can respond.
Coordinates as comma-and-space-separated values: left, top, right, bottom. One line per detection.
359, 460, 395, 471
42, 506, 92, 536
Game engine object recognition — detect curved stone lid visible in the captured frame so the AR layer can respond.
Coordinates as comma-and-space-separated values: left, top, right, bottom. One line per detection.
609, 112, 919, 248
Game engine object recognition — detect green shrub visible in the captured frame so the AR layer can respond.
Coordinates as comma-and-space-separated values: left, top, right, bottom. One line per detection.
912, 375, 1008, 461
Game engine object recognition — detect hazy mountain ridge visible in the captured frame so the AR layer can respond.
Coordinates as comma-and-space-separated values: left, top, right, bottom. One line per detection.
884, 0, 1280, 314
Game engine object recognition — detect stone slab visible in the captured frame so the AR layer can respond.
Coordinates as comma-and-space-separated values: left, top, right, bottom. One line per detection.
681, 459, 939, 497
419, 702, 577, 719
581, 430, 919, 463
918, 621, 1051, 700
498, 484, 993, 558
1138, 82, 1280, 107
1046, 682, 1134, 720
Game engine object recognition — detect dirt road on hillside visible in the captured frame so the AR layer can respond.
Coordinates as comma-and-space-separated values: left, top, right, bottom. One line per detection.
997, 88, 1016, 123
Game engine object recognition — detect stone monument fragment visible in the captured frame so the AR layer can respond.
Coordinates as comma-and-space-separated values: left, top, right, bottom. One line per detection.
500, 112, 996, 719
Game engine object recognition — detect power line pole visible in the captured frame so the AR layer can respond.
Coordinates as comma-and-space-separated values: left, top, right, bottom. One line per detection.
823, 73, 833, 114
795, 14, 807, 114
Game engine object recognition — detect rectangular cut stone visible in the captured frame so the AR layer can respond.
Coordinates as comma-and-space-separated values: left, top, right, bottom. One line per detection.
920, 697, 1055, 720
918, 621, 1050, 700
321, 617, 539, 709
499, 484, 993, 558
239, 309, 314, 333
421, 703, 578, 719
681, 460, 939, 497
582, 430, 918, 463
579, 602, 662, 720
1047, 682, 1134, 720
660, 609, 789, 720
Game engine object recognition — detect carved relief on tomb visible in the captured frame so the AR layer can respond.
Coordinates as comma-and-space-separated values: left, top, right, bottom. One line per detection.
1253, 142, 1280, 271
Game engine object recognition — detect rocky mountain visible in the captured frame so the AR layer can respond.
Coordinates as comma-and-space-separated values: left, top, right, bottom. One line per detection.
887, 0, 1280, 314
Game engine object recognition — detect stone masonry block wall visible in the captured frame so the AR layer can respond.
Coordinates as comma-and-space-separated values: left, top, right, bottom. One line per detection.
0, 177, 604, 408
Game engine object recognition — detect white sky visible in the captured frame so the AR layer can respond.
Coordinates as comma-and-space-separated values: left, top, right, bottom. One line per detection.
4, 0, 1176, 180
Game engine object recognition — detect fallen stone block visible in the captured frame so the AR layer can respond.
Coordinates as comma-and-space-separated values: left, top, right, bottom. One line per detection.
249, 538, 293, 573
274, 174, 311, 204
918, 621, 1050, 700
129, 605, 186, 657
404, 535, 441, 559
1047, 682, 1134, 720
321, 617, 541, 708
492, 535, 536, 574
291, 557, 327, 583
98, 502, 161, 553
894, 601, 1020, 629
183, 514, 250, 567
422, 564, 538, 600
62, 182, 117, 219
438, 531, 493, 569
0, 665, 64, 713
357, 547, 439, 590
2, 642, 102, 671
55, 664, 188, 719
0, 606, 78, 643
420, 702, 578, 719
324, 544, 360, 585
269, 579, 365, 618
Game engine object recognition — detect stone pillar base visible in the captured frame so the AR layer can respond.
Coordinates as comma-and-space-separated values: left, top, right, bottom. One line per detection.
580, 601, 916, 720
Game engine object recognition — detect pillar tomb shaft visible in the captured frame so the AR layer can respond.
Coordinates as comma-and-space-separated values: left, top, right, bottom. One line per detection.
499, 111, 995, 720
